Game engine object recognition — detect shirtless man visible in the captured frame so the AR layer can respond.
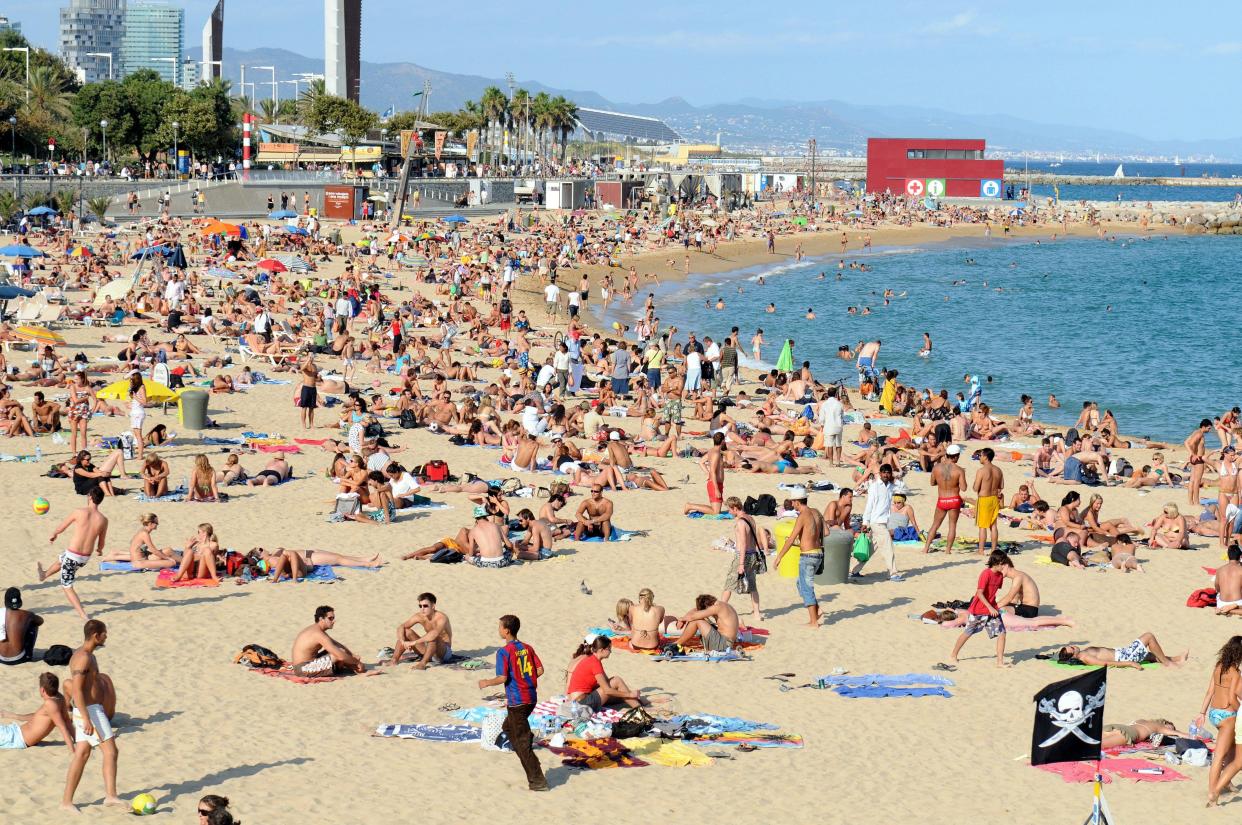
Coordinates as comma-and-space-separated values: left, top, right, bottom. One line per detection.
390, 592, 453, 669
0, 587, 42, 665
0, 672, 73, 753
996, 564, 1041, 618
856, 339, 881, 385
824, 488, 853, 529
683, 432, 726, 515
1215, 545, 1242, 616
669, 595, 739, 652
515, 509, 554, 560
923, 445, 966, 554
37, 487, 108, 622
247, 455, 292, 486
1057, 632, 1188, 668
574, 486, 615, 540
774, 489, 825, 627
973, 447, 1004, 553
1186, 419, 1211, 508
1101, 718, 1186, 750
63, 619, 123, 812
291, 605, 364, 677
298, 353, 319, 429
467, 506, 513, 567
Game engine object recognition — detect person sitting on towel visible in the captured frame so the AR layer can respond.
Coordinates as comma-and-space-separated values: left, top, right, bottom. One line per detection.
291, 605, 364, 677
667, 595, 739, 653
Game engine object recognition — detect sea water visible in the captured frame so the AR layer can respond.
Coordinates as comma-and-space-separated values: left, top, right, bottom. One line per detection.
602, 234, 1242, 442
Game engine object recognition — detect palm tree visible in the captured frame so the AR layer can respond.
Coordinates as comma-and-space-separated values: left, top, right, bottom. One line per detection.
87, 195, 111, 224
510, 88, 530, 171
531, 92, 553, 162
54, 189, 76, 217
480, 85, 508, 172
297, 78, 326, 124
550, 96, 578, 162
22, 65, 72, 124
0, 191, 18, 224
257, 98, 279, 124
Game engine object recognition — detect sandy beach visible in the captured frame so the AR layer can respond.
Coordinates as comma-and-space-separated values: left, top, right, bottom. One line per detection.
0, 209, 1233, 825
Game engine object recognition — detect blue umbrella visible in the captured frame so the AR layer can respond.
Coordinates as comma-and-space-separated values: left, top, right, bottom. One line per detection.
26, 206, 57, 217
0, 244, 45, 258
443, 215, 468, 224
268, 210, 299, 219
205, 267, 243, 280
280, 226, 309, 236
0, 284, 35, 299
131, 245, 172, 259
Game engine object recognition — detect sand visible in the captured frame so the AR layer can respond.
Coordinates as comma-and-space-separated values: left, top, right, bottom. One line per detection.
0, 214, 1229, 823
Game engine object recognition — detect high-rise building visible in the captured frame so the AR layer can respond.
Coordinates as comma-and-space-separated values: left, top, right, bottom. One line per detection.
0, 16, 21, 35
60, 0, 126, 84
324, 0, 360, 103
121, 0, 183, 83
180, 57, 198, 90
201, 0, 223, 82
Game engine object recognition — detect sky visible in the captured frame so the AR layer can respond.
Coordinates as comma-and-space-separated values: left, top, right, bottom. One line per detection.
10, 1, 1242, 140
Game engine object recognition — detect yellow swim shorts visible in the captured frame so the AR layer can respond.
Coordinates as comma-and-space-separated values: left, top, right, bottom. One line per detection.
975, 495, 999, 529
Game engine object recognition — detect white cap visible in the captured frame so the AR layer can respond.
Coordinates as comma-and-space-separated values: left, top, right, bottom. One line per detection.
609, 431, 621, 441
788, 485, 808, 500
946, 444, 962, 456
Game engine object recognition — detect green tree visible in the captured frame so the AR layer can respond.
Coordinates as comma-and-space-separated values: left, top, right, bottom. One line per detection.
511, 88, 530, 168
54, 189, 77, 216
72, 80, 132, 161
87, 195, 111, 223
303, 94, 377, 171
480, 85, 508, 168
156, 81, 235, 162
0, 191, 18, 222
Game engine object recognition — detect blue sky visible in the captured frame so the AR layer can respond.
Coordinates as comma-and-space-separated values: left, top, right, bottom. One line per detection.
11, 1, 1242, 139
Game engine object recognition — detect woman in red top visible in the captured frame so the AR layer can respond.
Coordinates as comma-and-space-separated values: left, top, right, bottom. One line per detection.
565, 636, 643, 710
948, 550, 1011, 668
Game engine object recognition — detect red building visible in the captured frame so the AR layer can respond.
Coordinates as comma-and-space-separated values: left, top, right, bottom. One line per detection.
866, 138, 1004, 199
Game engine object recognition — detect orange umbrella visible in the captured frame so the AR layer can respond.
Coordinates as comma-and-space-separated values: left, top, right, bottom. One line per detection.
14, 325, 66, 346
200, 221, 241, 237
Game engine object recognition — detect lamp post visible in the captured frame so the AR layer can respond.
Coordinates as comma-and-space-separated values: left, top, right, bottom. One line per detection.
240, 64, 247, 108
100, 119, 108, 166
2, 46, 29, 103
171, 120, 180, 179
85, 51, 113, 80
251, 65, 277, 108
8, 116, 14, 171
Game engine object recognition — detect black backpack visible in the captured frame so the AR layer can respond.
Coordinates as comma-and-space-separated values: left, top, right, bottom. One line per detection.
744, 494, 777, 517
43, 645, 73, 666
398, 410, 418, 429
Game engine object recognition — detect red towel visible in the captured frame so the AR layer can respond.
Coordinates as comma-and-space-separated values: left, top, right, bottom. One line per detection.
1036, 758, 1187, 784
155, 570, 220, 588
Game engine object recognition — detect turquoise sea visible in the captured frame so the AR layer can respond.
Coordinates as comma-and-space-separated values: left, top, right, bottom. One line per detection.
602, 234, 1240, 443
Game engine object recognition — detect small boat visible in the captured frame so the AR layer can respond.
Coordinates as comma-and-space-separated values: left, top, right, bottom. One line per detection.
1112, 164, 1125, 178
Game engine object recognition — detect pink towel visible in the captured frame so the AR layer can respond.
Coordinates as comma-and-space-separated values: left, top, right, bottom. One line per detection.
1035, 758, 1187, 784
257, 444, 300, 453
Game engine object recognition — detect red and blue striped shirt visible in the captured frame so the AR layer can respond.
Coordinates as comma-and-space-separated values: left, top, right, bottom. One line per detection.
496, 640, 542, 707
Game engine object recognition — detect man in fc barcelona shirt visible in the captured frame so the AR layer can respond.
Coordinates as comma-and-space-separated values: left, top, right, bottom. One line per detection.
478, 614, 548, 790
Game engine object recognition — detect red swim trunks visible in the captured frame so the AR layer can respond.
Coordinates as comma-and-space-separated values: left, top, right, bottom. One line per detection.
707, 479, 723, 504
936, 496, 963, 512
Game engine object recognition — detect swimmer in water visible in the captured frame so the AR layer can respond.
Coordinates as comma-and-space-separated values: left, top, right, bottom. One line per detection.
919, 332, 932, 357
1048, 394, 1060, 409
861, 307, 871, 315
715, 298, 725, 310
765, 303, 776, 313
806, 308, 815, 320
757, 276, 765, 286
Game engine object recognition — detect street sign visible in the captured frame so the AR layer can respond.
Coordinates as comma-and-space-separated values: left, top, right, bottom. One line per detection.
980, 178, 1002, 198
905, 178, 925, 197
926, 178, 946, 198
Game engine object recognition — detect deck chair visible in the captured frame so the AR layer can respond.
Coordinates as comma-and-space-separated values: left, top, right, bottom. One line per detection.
150, 362, 175, 414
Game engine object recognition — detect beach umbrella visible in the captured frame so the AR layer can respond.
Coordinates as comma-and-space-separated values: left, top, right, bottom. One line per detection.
131, 246, 172, 259
442, 215, 468, 224
280, 226, 309, 236
272, 254, 311, 272
268, 210, 299, 219
68, 245, 94, 257
204, 267, 243, 280
256, 259, 287, 273
93, 277, 134, 306
0, 244, 45, 258
775, 340, 794, 373
96, 377, 179, 404
26, 206, 57, 217
0, 284, 35, 300
200, 221, 241, 237
793, 216, 808, 226
14, 325, 66, 346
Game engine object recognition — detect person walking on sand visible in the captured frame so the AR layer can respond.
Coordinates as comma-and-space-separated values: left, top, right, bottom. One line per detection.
37, 487, 108, 622
973, 447, 1004, 553
854, 463, 902, 581
773, 487, 825, 628
62, 619, 124, 812
949, 550, 1011, 668
476, 615, 548, 791
923, 445, 966, 554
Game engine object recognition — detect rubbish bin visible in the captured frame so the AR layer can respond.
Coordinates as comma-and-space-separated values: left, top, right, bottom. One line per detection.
773, 519, 800, 578
817, 528, 853, 585
178, 389, 209, 430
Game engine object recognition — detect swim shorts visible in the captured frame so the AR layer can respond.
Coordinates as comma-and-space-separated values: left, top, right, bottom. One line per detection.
707, 479, 723, 504
703, 624, 734, 653
1013, 604, 1039, 619
471, 554, 512, 569
936, 496, 963, 512
0, 721, 25, 749
72, 704, 115, 748
293, 654, 336, 677
1115, 639, 1151, 664
1103, 723, 1139, 746
975, 495, 999, 528
298, 385, 318, 408
775, 459, 792, 473
962, 612, 1005, 639
59, 550, 91, 589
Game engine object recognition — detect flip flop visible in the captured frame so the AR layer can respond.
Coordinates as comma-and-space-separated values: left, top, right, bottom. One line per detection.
933, 662, 958, 672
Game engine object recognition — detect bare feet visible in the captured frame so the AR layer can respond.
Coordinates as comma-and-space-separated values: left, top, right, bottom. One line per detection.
36, 562, 45, 582
103, 797, 126, 808
413, 662, 427, 670
59, 802, 81, 815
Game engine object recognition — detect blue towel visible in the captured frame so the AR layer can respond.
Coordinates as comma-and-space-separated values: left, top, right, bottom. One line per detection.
203, 437, 244, 446
577, 527, 641, 543
815, 673, 955, 688
833, 686, 952, 699
669, 714, 776, 734
271, 565, 338, 583
373, 724, 481, 742
656, 649, 746, 662
101, 561, 147, 572
134, 485, 188, 503
686, 512, 734, 520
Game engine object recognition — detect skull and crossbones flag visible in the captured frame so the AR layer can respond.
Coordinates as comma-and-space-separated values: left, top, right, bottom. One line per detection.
1031, 667, 1107, 766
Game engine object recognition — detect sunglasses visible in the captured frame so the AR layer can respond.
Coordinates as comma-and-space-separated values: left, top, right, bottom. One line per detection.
418, 603, 431, 608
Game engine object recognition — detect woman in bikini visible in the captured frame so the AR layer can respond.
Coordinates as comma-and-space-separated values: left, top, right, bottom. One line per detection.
258, 546, 383, 582
1203, 635, 1242, 806
1148, 503, 1190, 549
1220, 447, 1240, 548
101, 513, 178, 570
215, 453, 247, 486
172, 523, 221, 582
625, 588, 677, 651
188, 454, 222, 502
1080, 494, 1141, 538
140, 453, 170, 498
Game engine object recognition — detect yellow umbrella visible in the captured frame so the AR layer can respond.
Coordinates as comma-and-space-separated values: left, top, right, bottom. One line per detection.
14, 326, 66, 346
95, 378, 180, 404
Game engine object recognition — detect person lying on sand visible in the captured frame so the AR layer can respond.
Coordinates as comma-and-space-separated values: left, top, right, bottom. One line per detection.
258, 547, 383, 582
247, 455, 293, 486
1057, 632, 1188, 668
291, 605, 364, 677
0, 672, 74, 752
1101, 718, 1186, 749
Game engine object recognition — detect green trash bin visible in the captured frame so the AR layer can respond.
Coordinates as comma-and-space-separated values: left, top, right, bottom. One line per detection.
816, 527, 853, 585
179, 389, 209, 431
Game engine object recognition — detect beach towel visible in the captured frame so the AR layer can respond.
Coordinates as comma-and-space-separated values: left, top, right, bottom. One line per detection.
251, 663, 345, 684
155, 569, 220, 588
256, 444, 301, 454
269, 565, 338, 583
815, 673, 955, 689
685, 732, 803, 749
1048, 660, 1160, 670
686, 512, 733, 520
293, 438, 329, 446
541, 737, 649, 769
1035, 758, 1187, 784
100, 561, 155, 573
372, 724, 481, 743
575, 526, 642, 543
393, 502, 452, 515
133, 485, 188, 503
833, 685, 951, 699
669, 715, 776, 735
619, 738, 712, 767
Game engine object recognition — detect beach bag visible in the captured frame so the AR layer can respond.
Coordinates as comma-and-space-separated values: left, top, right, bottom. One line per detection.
893, 525, 919, 542
611, 706, 656, 739
233, 644, 281, 669
423, 460, 450, 482
481, 709, 507, 751
398, 409, 418, 429
364, 421, 385, 439
852, 532, 873, 563
43, 645, 73, 666
744, 494, 777, 517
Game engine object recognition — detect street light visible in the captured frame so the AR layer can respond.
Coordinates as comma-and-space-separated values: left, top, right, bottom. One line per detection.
171, 120, 179, 178
86, 51, 113, 80
251, 65, 277, 107
100, 119, 108, 165
281, 79, 301, 99
8, 116, 15, 171
2, 47, 29, 103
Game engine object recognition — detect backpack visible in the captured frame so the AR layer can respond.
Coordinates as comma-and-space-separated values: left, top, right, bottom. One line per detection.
43, 645, 73, 666
364, 421, 385, 439
744, 494, 777, 517
233, 644, 282, 669
423, 460, 450, 482
398, 409, 418, 429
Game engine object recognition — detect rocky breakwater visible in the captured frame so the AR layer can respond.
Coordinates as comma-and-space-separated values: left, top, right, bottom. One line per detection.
1183, 209, 1242, 235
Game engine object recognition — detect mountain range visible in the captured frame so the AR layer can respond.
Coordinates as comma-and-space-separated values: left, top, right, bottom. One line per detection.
191, 46, 1242, 160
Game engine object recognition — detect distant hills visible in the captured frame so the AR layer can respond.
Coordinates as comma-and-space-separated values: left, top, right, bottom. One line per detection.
191, 47, 1242, 160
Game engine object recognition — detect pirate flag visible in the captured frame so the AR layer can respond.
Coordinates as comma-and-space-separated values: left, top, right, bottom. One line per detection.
1031, 667, 1107, 766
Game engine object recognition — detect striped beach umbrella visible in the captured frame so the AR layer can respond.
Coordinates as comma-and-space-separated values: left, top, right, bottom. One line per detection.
14, 325, 66, 346
272, 254, 311, 272
68, 245, 94, 258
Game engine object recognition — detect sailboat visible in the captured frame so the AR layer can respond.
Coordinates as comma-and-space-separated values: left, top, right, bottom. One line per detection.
1174, 154, 1181, 165
1112, 164, 1125, 178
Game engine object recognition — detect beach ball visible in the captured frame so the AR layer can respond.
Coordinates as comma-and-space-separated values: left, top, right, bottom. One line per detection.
32, 497, 49, 516
131, 793, 157, 815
